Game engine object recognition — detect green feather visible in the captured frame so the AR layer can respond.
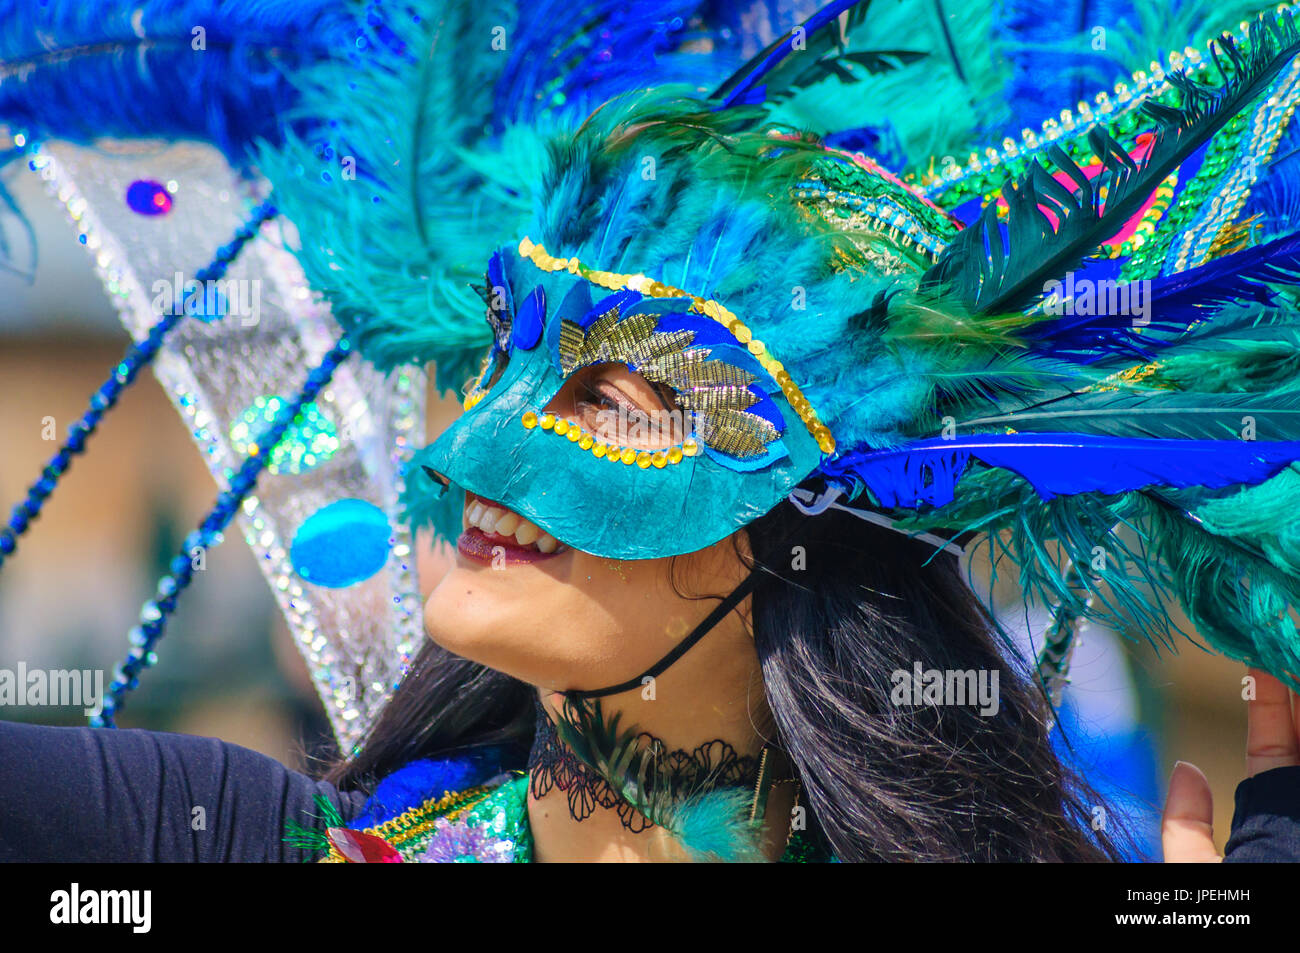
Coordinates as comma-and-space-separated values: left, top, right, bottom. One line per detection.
894, 458, 1300, 691
281, 793, 345, 851
960, 391, 1300, 442
551, 698, 767, 862
1154, 470, 1300, 684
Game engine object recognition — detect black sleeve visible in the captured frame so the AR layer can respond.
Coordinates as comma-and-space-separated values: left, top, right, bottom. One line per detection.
1223, 764, 1300, 862
0, 720, 369, 862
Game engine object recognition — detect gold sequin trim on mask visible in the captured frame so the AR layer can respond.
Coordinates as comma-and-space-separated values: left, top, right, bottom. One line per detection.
517, 237, 836, 455
521, 410, 698, 468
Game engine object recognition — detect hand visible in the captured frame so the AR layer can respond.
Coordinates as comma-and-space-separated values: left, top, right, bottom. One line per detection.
1161, 668, 1300, 862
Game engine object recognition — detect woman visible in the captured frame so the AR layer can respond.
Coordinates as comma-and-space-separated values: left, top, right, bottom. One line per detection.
4, 0, 1300, 862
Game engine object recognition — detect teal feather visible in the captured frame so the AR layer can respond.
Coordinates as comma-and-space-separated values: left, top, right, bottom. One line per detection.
894, 462, 1300, 691
255, 1, 766, 394
664, 788, 766, 863
256, 0, 540, 392
1156, 469, 1300, 683
761, 0, 1009, 163
551, 697, 767, 862
960, 392, 1300, 442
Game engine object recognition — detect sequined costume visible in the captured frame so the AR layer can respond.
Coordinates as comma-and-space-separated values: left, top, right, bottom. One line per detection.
301, 755, 825, 863
4, 718, 1298, 861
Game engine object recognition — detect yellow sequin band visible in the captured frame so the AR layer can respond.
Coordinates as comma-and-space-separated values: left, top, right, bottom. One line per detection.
520, 409, 700, 468
517, 237, 836, 455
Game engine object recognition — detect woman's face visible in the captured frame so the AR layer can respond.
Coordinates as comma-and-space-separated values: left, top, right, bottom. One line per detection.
422, 362, 754, 692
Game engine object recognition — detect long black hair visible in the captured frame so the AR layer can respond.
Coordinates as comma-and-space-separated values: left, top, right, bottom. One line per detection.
324, 495, 1125, 861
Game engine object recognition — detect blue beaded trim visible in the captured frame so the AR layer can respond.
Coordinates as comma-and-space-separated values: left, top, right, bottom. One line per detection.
0, 201, 279, 570
92, 335, 354, 727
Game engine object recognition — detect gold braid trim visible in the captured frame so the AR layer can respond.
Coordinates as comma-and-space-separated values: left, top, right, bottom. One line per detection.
317, 785, 494, 863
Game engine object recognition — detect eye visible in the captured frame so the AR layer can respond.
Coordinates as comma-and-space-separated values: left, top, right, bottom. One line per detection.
568, 367, 684, 449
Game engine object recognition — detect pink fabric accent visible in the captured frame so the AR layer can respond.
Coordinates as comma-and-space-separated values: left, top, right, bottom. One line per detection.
996, 132, 1162, 244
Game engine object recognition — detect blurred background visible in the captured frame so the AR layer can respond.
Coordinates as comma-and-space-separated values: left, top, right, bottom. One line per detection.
0, 167, 338, 767
0, 137, 1257, 863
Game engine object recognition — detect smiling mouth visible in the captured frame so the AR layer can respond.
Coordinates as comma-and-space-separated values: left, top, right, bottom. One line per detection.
458, 493, 570, 565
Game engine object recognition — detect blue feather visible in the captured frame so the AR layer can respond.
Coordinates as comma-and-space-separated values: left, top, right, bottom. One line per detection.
822, 432, 1300, 508
1242, 116, 1300, 238
347, 747, 516, 829
993, 0, 1137, 138
492, 0, 744, 126
1026, 230, 1300, 362
0, 0, 357, 161
714, 0, 866, 108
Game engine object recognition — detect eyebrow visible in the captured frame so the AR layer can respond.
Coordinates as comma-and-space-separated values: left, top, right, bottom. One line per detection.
648, 380, 675, 411
589, 369, 676, 413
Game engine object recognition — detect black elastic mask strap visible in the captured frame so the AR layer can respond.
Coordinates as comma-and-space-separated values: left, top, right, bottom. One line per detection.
564, 566, 765, 702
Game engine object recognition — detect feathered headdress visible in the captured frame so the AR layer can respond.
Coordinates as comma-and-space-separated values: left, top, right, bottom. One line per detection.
264, 1, 1300, 682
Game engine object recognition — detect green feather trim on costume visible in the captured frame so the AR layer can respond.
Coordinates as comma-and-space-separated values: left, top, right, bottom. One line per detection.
763, 0, 1009, 165
282, 793, 346, 852
896, 459, 1300, 691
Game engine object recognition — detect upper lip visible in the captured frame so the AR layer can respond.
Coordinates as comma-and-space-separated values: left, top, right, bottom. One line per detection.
462, 493, 568, 553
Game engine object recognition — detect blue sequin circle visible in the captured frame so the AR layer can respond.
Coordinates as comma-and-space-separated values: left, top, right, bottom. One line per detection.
290, 499, 391, 588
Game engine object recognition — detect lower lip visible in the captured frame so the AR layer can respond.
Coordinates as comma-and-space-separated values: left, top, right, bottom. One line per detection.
457, 526, 566, 566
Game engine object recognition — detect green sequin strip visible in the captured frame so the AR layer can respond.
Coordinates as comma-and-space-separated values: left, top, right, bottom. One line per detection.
1158, 57, 1300, 276
1119, 112, 1248, 281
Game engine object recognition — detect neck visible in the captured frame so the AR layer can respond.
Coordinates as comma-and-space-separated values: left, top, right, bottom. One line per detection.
524, 688, 796, 862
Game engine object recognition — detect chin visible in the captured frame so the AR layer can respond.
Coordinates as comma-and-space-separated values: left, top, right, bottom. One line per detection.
423, 564, 505, 656
421, 564, 568, 687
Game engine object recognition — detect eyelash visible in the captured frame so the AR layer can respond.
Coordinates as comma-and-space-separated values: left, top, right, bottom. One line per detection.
577, 380, 649, 425
483, 351, 508, 390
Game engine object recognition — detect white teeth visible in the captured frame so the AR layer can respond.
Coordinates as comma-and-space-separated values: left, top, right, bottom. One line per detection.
464, 500, 567, 552
513, 520, 541, 546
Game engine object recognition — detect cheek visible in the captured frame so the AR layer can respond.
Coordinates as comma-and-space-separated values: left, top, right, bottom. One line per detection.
422, 564, 556, 670
420, 555, 689, 690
